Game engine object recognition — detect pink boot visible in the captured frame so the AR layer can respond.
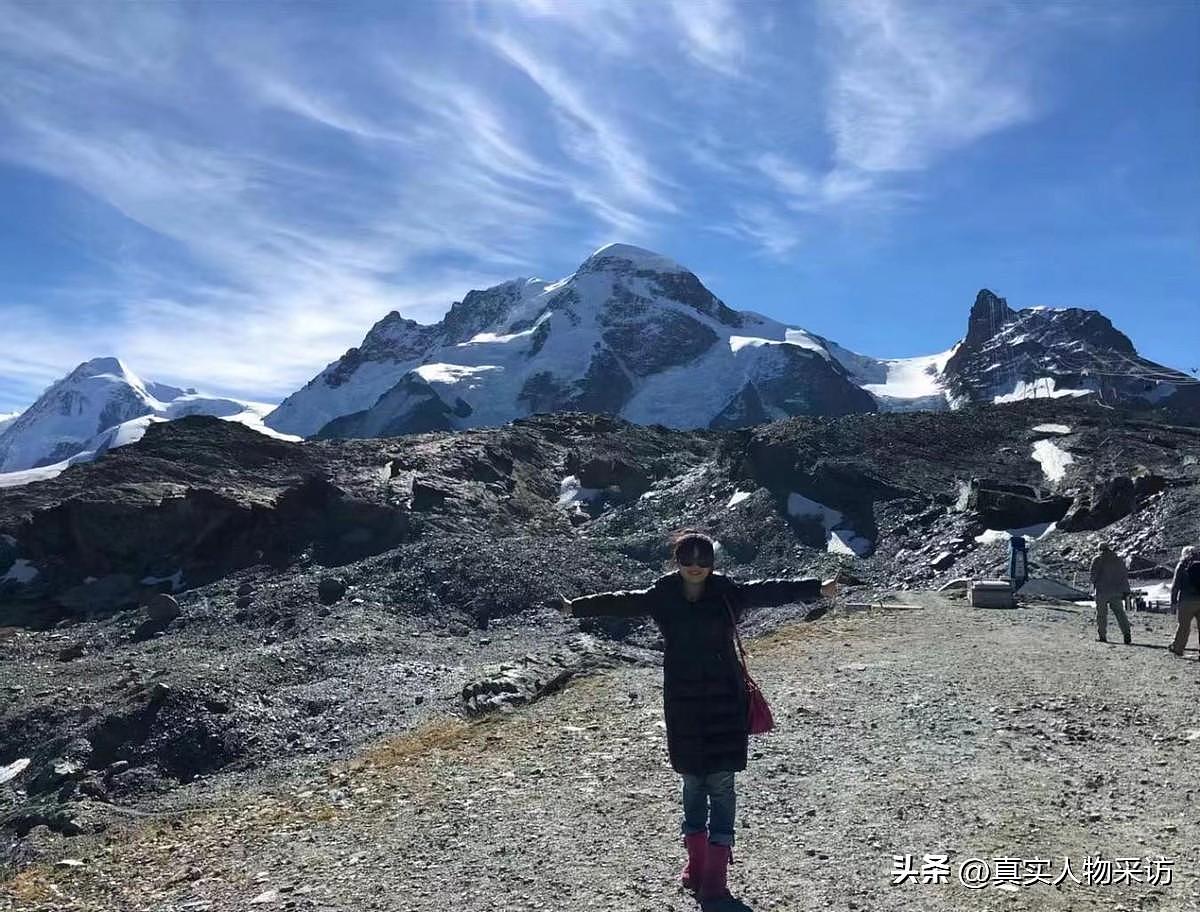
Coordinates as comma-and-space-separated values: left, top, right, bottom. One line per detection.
680, 832, 708, 892
700, 842, 732, 902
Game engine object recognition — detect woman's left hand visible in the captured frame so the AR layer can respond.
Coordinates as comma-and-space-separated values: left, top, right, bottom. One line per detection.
820, 577, 839, 599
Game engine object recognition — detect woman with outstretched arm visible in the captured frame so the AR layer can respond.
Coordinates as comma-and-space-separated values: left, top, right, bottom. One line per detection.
559, 529, 836, 904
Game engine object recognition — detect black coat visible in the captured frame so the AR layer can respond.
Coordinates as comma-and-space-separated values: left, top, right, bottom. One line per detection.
569, 571, 822, 776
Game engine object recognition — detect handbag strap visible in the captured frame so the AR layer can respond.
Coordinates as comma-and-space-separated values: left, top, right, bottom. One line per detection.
723, 594, 752, 672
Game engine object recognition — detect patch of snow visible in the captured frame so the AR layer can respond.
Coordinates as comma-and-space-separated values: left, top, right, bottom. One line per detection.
828, 529, 872, 557
788, 492, 872, 558
787, 492, 843, 529
994, 377, 1093, 404
457, 315, 549, 347
1031, 439, 1074, 484
414, 363, 501, 385
140, 569, 184, 590
974, 522, 1057, 545
727, 491, 752, 508
1031, 423, 1071, 435
0, 451, 94, 488
0, 758, 30, 785
728, 333, 828, 360
218, 409, 302, 442
556, 475, 604, 507
108, 414, 168, 449
1, 559, 39, 583
782, 329, 833, 360
861, 347, 957, 401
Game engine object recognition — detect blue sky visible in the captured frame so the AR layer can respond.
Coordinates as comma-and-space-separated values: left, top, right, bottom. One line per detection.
1, 0, 1197, 413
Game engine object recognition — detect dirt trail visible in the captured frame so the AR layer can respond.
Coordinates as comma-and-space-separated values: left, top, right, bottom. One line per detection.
4, 594, 1199, 912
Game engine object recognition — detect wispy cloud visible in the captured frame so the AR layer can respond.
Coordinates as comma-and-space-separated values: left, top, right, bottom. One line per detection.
820, 0, 1036, 174
0, 0, 1116, 409
711, 204, 804, 259
667, 0, 747, 76
484, 31, 679, 236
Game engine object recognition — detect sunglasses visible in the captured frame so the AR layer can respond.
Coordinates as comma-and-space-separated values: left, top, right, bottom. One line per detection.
676, 553, 713, 568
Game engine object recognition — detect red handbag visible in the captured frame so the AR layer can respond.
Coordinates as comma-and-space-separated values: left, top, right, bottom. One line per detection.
724, 596, 775, 735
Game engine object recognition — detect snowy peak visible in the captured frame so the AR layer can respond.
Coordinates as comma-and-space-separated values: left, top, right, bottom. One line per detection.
263, 251, 1191, 441
0, 356, 162, 472
0, 358, 292, 481
267, 243, 872, 438
942, 290, 1187, 407
577, 243, 688, 276
963, 289, 1015, 347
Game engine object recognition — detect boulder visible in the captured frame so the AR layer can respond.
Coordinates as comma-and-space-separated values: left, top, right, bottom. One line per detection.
1059, 473, 1167, 532
929, 551, 956, 571
144, 594, 181, 623
967, 478, 1071, 530
318, 576, 348, 605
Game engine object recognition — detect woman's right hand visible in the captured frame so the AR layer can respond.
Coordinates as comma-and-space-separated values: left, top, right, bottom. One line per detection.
554, 592, 573, 616
820, 577, 839, 600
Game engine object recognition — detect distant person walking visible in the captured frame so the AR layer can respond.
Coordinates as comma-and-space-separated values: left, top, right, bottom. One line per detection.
1090, 543, 1131, 644
1169, 545, 1200, 658
560, 529, 835, 904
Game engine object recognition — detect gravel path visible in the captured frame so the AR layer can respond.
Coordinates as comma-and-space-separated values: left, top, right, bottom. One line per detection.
4, 594, 1199, 912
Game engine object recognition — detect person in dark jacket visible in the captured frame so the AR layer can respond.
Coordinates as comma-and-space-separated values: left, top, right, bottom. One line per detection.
1169, 545, 1200, 657
560, 530, 835, 904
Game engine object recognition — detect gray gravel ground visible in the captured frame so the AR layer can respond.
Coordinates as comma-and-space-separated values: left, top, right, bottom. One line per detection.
3, 592, 1199, 912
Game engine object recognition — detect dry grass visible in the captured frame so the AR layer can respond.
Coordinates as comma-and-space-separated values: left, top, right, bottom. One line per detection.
1, 868, 61, 905
350, 718, 478, 771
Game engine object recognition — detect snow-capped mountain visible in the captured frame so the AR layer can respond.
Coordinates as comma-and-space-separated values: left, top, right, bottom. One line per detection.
0, 357, 296, 483
937, 289, 1192, 407
266, 247, 1193, 439
821, 289, 1191, 412
267, 244, 876, 438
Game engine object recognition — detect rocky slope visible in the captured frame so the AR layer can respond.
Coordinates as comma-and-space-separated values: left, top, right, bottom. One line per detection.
0, 399, 1197, 870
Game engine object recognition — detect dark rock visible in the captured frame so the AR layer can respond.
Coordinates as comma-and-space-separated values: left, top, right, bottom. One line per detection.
145, 593, 181, 623
967, 479, 1071, 530
28, 737, 93, 795
318, 576, 348, 605
57, 642, 85, 662
460, 634, 643, 716
929, 551, 956, 571
1059, 473, 1166, 532
236, 595, 254, 611
0, 533, 16, 576
55, 574, 139, 614
237, 582, 254, 597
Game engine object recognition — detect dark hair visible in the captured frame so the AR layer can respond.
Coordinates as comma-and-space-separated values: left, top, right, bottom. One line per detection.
670, 528, 715, 564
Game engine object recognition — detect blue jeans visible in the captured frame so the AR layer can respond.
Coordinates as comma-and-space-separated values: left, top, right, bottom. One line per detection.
680, 771, 736, 846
